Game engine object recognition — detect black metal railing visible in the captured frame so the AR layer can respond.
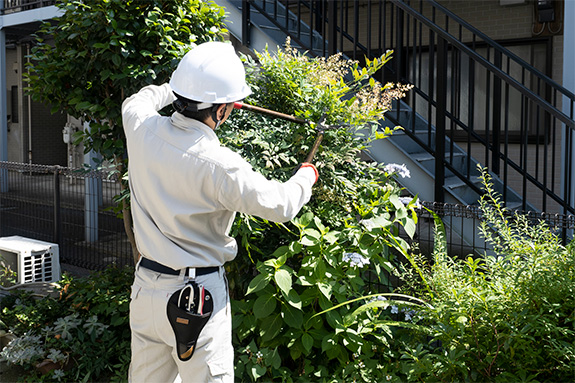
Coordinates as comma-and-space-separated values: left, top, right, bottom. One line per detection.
0, 162, 132, 271
240, 0, 575, 217
0, 0, 56, 15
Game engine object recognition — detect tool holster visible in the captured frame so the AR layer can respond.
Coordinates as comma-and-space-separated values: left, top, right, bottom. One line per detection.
166, 281, 213, 361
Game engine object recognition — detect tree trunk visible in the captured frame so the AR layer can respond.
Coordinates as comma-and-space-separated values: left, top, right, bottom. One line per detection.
114, 156, 139, 265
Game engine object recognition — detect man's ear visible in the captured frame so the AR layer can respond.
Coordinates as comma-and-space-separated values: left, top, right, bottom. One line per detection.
217, 104, 228, 120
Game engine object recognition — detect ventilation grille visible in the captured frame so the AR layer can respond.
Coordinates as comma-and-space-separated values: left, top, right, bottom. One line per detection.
0, 236, 60, 286
22, 251, 56, 283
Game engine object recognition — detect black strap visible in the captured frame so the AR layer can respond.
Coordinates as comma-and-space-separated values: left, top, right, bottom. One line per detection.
140, 257, 219, 276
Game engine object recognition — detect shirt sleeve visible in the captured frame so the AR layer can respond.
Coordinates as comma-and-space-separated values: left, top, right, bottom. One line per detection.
122, 83, 176, 134
217, 158, 316, 223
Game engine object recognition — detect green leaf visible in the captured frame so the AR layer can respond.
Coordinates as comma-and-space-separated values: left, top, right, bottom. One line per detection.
285, 289, 302, 310
317, 282, 332, 299
246, 273, 270, 295
274, 268, 292, 297
253, 293, 277, 319
283, 304, 303, 328
260, 314, 283, 341
403, 217, 416, 238
250, 364, 267, 380
302, 333, 314, 353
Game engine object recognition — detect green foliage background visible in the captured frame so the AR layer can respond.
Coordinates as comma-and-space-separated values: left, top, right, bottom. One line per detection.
1, 267, 133, 382
25, 0, 227, 261
394, 169, 575, 382
26, 0, 226, 163
219, 44, 418, 382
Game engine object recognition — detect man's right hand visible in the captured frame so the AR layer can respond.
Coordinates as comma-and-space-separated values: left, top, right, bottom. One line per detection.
296, 162, 319, 183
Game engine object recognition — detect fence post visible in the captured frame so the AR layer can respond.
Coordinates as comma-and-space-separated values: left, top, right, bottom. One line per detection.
83, 121, 101, 243
327, 0, 337, 56
53, 165, 62, 245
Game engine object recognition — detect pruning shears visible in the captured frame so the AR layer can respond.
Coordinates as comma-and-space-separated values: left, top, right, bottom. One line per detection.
233, 102, 346, 163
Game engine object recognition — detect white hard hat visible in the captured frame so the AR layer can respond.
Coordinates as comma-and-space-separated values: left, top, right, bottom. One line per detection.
169, 42, 252, 108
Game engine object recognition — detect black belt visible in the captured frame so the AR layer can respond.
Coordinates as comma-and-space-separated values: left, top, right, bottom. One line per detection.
140, 257, 219, 276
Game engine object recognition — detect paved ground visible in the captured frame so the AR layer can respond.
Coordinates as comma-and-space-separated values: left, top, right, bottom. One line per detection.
0, 360, 25, 382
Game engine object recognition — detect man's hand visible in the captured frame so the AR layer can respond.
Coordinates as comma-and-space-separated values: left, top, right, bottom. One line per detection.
295, 162, 319, 183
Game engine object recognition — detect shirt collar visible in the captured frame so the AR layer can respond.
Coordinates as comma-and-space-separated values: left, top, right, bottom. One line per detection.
170, 112, 219, 141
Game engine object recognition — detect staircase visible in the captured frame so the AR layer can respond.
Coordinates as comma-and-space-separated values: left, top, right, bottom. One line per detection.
217, 0, 575, 247
217, 0, 326, 55
371, 100, 529, 209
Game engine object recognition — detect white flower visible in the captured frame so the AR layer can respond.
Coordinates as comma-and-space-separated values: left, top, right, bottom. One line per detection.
390, 305, 399, 314
383, 163, 411, 178
343, 252, 370, 268
368, 295, 387, 304
402, 308, 420, 322
386, 375, 393, 381
398, 196, 421, 209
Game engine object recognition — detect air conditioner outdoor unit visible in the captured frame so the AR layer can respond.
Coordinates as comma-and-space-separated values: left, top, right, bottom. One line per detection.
0, 236, 61, 286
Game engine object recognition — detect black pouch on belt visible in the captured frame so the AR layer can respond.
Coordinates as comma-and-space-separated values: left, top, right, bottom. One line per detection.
166, 281, 213, 361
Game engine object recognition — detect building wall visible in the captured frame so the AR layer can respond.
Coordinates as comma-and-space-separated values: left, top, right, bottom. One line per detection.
5, 46, 23, 163
438, 0, 564, 85
4, 43, 67, 166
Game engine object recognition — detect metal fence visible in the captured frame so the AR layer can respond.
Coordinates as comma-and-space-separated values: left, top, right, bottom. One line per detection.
0, 161, 131, 271
1, 161, 573, 274
0, 0, 56, 15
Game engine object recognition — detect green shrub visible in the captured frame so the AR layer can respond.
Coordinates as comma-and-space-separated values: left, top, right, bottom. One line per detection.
220, 41, 415, 382
396, 168, 575, 382
0, 266, 133, 382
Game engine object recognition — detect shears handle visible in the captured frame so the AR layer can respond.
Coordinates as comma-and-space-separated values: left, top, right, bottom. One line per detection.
305, 131, 324, 163
234, 102, 308, 125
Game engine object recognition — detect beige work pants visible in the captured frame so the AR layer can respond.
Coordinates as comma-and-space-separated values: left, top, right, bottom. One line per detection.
128, 263, 233, 383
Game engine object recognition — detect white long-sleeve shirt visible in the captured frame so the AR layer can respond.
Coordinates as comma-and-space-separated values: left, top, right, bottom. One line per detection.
122, 83, 316, 269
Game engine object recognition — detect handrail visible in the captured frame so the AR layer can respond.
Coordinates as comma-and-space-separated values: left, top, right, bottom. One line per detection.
426, 0, 575, 101
391, 0, 574, 130
239, 0, 574, 216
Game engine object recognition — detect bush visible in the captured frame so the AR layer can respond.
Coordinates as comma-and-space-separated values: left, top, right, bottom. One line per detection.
395, 168, 575, 382
220, 41, 416, 382
0, 266, 133, 382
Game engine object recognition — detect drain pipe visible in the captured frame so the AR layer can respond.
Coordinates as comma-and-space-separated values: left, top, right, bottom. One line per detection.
0, 27, 8, 192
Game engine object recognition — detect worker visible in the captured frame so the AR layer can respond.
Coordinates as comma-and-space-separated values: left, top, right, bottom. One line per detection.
122, 41, 318, 383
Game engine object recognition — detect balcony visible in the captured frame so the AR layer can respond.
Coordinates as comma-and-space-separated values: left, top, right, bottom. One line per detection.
1, 0, 56, 15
